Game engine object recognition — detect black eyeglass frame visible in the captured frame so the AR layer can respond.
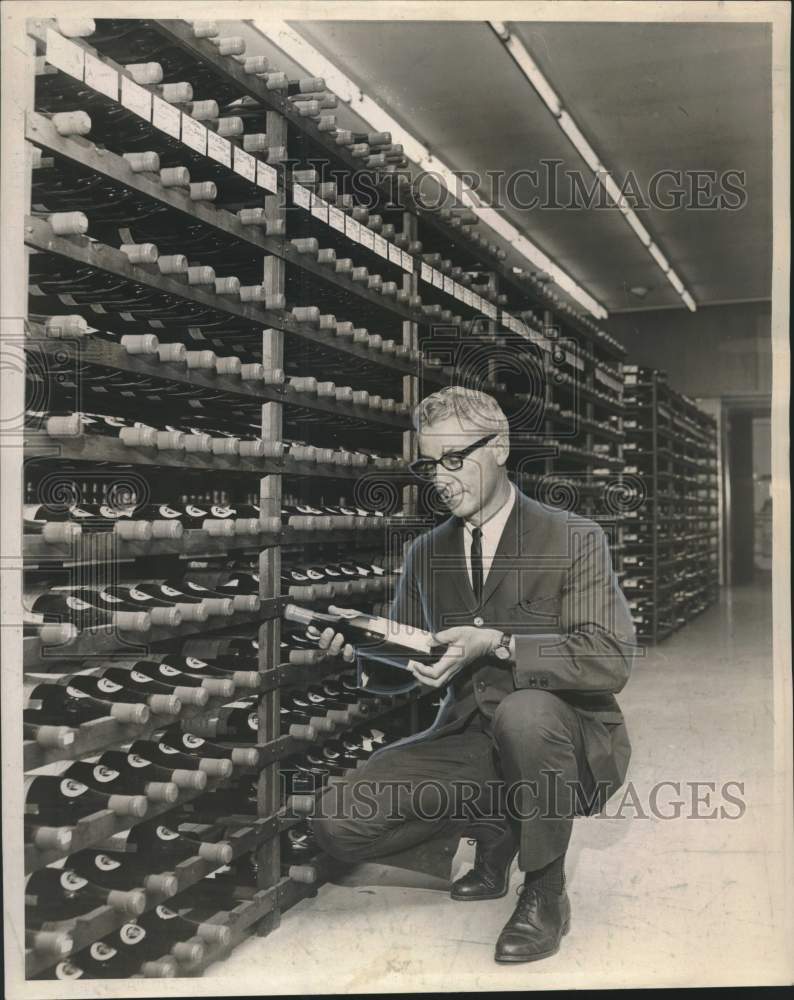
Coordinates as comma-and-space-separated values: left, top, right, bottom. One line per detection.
409, 433, 499, 480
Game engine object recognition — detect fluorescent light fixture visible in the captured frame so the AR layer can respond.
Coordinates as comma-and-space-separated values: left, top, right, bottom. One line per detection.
648, 243, 669, 272
666, 269, 685, 295
681, 291, 697, 312
487, 20, 696, 312
255, 19, 608, 319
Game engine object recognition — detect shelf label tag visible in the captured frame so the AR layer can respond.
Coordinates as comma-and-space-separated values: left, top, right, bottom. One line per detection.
328, 205, 346, 232
45, 28, 84, 80
122, 77, 154, 123
84, 52, 118, 100
443, 275, 454, 295
420, 262, 433, 284
207, 131, 232, 168
373, 233, 389, 258
359, 225, 374, 250
343, 214, 359, 240
292, 183, 311, 210
401, 250, 414, 273
152, 97, 182, 139
312, 197, 329, 223
232, 147, 255, 182
257, 160, 278, 191
432, 269, 444, 290
181, 115, 207, 155
388, 243, 402, 265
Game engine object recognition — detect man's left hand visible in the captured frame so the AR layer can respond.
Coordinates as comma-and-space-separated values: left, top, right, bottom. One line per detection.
407, 626, 503, 689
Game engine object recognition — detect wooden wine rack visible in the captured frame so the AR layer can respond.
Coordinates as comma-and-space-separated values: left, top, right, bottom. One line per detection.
15, 15, 637, 982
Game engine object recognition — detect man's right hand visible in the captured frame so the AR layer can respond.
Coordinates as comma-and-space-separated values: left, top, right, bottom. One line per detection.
317, 627, 355, 663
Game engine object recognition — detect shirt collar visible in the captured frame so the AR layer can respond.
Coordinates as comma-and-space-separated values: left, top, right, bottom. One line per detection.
463, 483, 516, 537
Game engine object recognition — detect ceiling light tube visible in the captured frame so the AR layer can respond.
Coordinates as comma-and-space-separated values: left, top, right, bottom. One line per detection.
557, 112, 602, 173
681, 291, 697, 312
666, 269, 685, 295
626, 212, 652, 247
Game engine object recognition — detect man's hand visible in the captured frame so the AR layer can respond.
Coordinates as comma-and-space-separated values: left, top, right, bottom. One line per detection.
317, 627, 355, 662
407, 626, 502, 689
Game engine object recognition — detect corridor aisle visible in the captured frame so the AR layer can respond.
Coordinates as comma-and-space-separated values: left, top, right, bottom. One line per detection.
209, 583, 785, 992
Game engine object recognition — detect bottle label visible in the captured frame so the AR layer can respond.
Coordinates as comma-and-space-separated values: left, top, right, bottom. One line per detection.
307, 692, 324, 704
160, 585, 182, 597
155, 904, 177, 920
292, 572, 308, 581
97, 678, 123, 694
157, 743, 179, 755
157, 506, 181, 518
324, 567, 341, 577
66, 596, 92, 611
65, 685, 88, 699
92, 766, 119, 784
181, 733, 204, 749
120, 922, 146, 945
248, 712, 258, 730
158, 664, 181, 677
104, 416, 128, 427
55, 961, 84, 980
61, 870, 88, 891
186, 656, 207, 668
155, 824, 179, 840
99, 590, 124, 603
210, 506, 234, 518
130, 670, 151, 684
99, 505, 125, 520
94, 853, 122, 873
90, 942, 117, 961
185, 505, 207, 518
306, 570, 323, 581
127, 753, 151, 768
60, 778, 87, 798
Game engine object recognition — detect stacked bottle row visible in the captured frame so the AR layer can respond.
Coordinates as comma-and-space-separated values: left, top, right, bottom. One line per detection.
621, 365, 719, 642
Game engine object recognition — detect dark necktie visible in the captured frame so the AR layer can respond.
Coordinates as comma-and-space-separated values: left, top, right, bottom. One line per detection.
470, 526, 483, 602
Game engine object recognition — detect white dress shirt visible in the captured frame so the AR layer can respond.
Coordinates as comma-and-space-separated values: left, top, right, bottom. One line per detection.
462, 484, 517, 588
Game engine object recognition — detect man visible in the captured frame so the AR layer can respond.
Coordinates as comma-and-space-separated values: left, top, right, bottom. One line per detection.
313, 385, 636, 963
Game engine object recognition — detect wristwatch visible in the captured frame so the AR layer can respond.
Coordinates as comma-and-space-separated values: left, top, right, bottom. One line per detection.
493, 631, 513, 661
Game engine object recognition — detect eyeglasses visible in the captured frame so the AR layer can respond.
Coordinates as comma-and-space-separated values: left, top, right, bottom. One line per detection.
409, 433, 498, 480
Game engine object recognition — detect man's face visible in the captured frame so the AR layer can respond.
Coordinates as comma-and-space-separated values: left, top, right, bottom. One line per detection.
417, 416, 507, 520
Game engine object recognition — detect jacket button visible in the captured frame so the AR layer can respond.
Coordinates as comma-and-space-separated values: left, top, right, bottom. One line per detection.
476, 680, 486, 691
473, 616, 484, 627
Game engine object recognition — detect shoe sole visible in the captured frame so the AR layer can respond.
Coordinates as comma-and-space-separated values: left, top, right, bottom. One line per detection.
493, 916, 571, 964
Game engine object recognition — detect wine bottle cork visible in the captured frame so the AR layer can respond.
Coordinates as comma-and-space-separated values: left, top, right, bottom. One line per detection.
156, 342, 187, 364
335, 258, 353, 275
48, 212, 88, 236
119, 334, 158, 355
243, 55, 268, 74
189, 181, 217, 202
188, 100, 220, 120
185, 351, 216, 371
143, 781, 179, 804
291, 305, 320, 326
124, 62, 163, 85
148, 693, 181, 716
42, 413, 79, 437
29, 929, 75, 956
192, 20, 219, 38
381, 282, 398, 298
335, 321, 354, 339
239, 284, 265, 303
316, 381, 336, 397
28, 825, 72, 851
291, 237, 319, 256
115, 424, 152, 447
351, 267, 369, 284
334, 386, 354, 403
210, 438, 239, 456
352, 328, 369, 345
186, 265, 215, 286
368, 334, 383, 350
147, 606, 182, 628
214, 276, 240, 296
107, 887, 147, 914
316, 248, 336, 267
122, 150, 160, 172
238, 440, 266, 458
55, 16, 95, 36
170, 768, 206, 790
51, 111, 91, 136
317, 115, 336, 132
120, 243, 158, 266
43, 314, 87, 338
214, 356, 241, 376
202, 519, 235, 537
171, 939, 204, 964
212, 35, 245, 56
144, 872, 179, 897
172, 685, 209, 707
180, 433, 213, 454
113, 520, 153, 542
197, 756, 233, 778
159, 82, 193, 104
289, 376, 318, 393
154, 430, 186, 450
141, 959, 177, 979
368, 275, 383, 292
367, 153, 386, 168
229, 594, 260, 614
349, 143, 369, 158
351, 390, 370, 407
237, 207, 266, 227
240, 362, 265, 380
160, 166, 190, 188
29, 724, 75, 749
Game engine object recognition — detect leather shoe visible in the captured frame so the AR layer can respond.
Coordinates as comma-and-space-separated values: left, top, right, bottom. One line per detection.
494, 884, 571, 963
450, 823, 518, 901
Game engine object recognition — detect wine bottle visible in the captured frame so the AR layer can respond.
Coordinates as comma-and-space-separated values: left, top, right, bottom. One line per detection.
139, 580, 233, 618
160, 652, 259, 691
62, 759, 179, 806
24, 681, 149, 726
105, 581, 209, 624
23, 505, 82, 543
66, 848, 179, 897
154, 724, 259, 768
30, 947, 177, 981
25, 866, 146, 919
164, 576, 259, 613
127, 738, 233, 779
25, 927, 74, 959
25, 822, 74, 853
94, 664, 208, 708
282, 604, 435, 672
139, 901, 232, 947
96, 748, 207, 792
62, 672, 181, 717
28, 591, 151, 632
104, 658, 234, 698
114, 820, 233, 866
51, 585, 181, 629
25, 775, 148, 823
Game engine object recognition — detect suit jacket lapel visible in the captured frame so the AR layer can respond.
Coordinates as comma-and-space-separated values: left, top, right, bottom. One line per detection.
430, 515, 478, 617
481, 489, 532, 606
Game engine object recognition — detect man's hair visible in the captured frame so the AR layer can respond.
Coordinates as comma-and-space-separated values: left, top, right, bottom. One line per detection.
413, 386, 509, 438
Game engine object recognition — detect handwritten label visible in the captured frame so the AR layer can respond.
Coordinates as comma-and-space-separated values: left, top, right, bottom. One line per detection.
443, 276, 454, 295
292, 183, 311, 210
312, 197, 329, 223
151, 94, 178, 135
256, 160, 277, 191
123, 77, 154, 123
181, 115, 207, 155
432, 270, 444, 290
207, 131, 231, 168
421, 263, 433, 284
231, 146, 255, 182
46, 28, 84, 80
84, 53, 117, 100
328, 205, 346, 232
401, 251, 414, 273
344, 215, 360, 241
359, 226, 374, 250
388, 243, 402, 265
373, 234, 389, 258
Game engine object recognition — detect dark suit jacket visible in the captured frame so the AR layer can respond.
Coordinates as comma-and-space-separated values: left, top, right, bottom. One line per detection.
362, 489, 636, 805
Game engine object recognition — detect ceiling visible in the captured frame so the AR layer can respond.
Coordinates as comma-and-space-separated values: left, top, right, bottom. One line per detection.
240, 19, 772, 315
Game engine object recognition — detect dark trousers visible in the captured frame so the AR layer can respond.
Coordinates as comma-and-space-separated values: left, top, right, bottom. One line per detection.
313, 689, 596, 873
